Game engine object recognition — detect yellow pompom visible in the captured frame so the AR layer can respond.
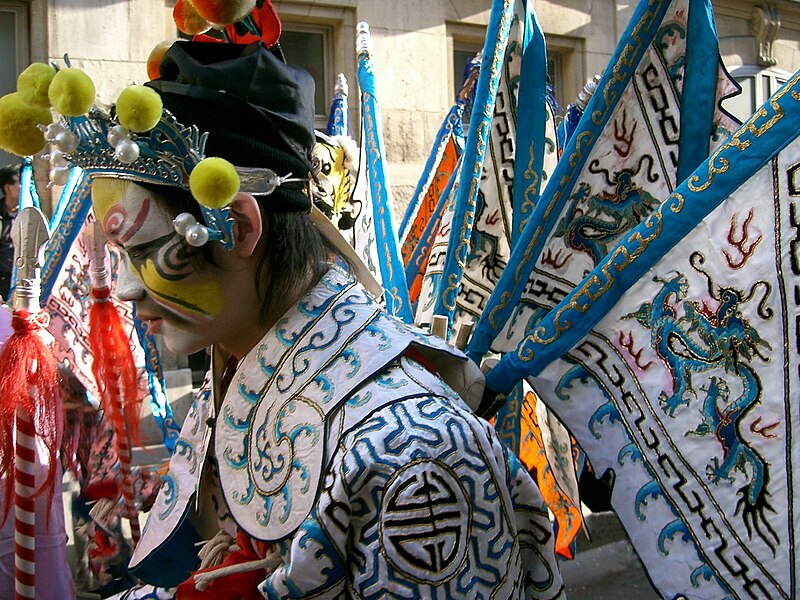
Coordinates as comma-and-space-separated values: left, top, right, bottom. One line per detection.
116, 85, 163, 132
190, 157, 240, 209
17, 63, 57, 108
0, 93, 51, 156
48, 67, 95, 117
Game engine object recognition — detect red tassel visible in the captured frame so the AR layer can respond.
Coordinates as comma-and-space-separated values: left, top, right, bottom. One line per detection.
0, 310, 62, 524
88, 287, 142, 449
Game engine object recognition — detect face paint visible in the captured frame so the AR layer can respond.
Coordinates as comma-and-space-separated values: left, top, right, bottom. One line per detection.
91, 178, 226, 319
314, 140, 352, 214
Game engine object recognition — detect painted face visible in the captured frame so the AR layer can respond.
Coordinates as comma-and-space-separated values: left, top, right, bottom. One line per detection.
314, 139, 353, 217
92, 178, 226, 354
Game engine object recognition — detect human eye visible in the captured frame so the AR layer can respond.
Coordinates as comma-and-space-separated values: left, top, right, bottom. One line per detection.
125, 245, 150, 261
123, 232, 177, 263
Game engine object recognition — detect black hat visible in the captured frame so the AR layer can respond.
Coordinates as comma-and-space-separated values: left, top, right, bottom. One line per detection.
146, 41, 316, 212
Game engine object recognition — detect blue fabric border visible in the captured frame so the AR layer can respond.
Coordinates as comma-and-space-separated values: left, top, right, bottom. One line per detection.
512, 1, 548, 246
487, 70, 800, 391
432, 0, 516, 324
40, 170, 92, 304
358, 53, 413, 322
676, 0, 719, 182
466, 0, 674, 361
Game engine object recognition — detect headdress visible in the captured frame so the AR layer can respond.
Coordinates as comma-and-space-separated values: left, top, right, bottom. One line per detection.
0, 1, 381, 294
0, 1, 324, 250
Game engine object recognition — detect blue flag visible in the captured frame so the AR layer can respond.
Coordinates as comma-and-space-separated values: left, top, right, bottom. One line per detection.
417, 0, 555, 335
356, 22, 413, 322
466, 0, 740, 363
487, 69, 800, 599
325, 73, 349, 138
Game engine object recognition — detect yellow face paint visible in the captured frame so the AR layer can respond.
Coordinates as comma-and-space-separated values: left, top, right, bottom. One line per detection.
138, 258, 225, 318
93, 178, 226, 319
314, 140, 352, 214
91, 178, 130, 224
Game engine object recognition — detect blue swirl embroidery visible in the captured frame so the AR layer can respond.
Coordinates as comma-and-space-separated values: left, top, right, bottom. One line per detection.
277, 294, 373, 393
174, 438, 197, 474
347, 390, 373, 408
249, 405, 289, 493
157, 473, 178, 520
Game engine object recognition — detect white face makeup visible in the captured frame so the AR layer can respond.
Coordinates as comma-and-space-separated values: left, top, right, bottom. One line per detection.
92, 179, 230, 355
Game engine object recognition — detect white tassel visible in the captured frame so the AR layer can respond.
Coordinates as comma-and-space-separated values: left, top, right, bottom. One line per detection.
196, 529, 237, 570
193, 546, 283, 591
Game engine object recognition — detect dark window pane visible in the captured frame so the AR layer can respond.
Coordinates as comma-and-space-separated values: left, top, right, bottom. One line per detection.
281, 30, 326, 116
0, 10, 19, 166
0, 11, 17, 97
453, 48, 476, 98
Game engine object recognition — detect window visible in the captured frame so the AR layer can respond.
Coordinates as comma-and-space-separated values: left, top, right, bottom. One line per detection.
453, 42, 481, 99
280, 25, 333, 128
0, 1, 28, 166
723, 65, 791, 122
547, 50, 564, 108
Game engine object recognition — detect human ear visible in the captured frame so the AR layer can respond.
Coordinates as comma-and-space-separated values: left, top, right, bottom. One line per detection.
229, 192, 263, 258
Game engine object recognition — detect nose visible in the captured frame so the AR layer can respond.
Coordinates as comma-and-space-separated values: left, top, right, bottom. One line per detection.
114, 253, 147, 302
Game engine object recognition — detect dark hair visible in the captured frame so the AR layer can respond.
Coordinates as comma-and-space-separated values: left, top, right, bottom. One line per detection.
0, 164, 19, 193
256, 211, 334, 325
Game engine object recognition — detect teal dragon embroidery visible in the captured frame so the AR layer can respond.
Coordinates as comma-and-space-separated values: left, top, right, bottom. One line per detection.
551, 18, 690, 269
623, 253, 777, 549
553, 156, 661, 266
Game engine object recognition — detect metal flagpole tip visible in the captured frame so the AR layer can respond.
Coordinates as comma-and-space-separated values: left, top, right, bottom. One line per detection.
335, 73, 349, 97
356, 22, 371, 56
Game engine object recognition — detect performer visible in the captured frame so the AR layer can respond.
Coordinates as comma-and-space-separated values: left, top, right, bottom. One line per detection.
12, 40, 565, 598
0, 164, 20, 301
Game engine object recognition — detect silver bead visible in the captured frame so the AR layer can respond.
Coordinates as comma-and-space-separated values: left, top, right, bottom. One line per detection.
262, 174, 280, 195
173, 212, 196, 236
50, 149, 67, 167
114, 139, 140, 164
44, 122, 66, 142
50, 166, 71, 186
185, 223, 209, 247
56, 130, 79, 153
107, 124, 128, 147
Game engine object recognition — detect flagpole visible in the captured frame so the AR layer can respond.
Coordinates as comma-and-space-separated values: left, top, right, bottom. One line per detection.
356, 22, 413, 322
429, 0, 516, 330
3, 208, 57, 600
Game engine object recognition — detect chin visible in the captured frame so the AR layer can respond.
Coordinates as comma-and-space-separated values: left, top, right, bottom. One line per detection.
160, 325, 214, 356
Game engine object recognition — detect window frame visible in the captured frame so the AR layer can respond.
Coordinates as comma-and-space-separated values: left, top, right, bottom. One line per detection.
279, 22, 335, 130
724, 64, 793, 122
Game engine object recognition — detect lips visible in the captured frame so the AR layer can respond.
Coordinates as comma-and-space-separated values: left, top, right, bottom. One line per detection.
138, 315, 163, 334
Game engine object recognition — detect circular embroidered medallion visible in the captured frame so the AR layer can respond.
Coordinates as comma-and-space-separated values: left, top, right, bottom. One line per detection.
379, 459, 471, 584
